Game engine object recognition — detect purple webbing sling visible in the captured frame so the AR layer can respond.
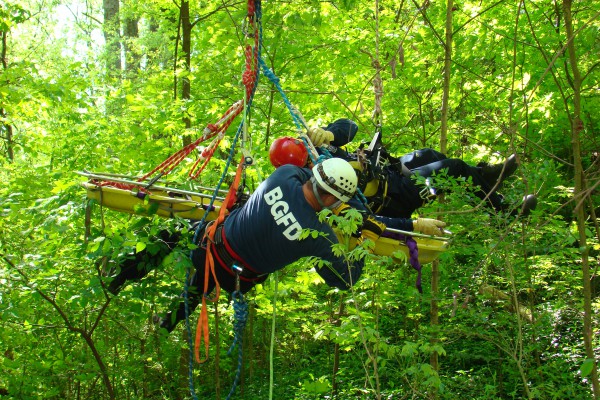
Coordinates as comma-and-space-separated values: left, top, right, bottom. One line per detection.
381, 231, 423, 293
405, 236, 423, 294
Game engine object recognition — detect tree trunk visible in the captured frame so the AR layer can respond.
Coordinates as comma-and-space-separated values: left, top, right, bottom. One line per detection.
180, 0, 192, 146
1, 31, 14, 161
123, 4, 140, 74
562, 1, 600, 398
102, 0, 121, 74
439, 0, 452, 155
430, 0, 453, 381
0, 108, 13, 162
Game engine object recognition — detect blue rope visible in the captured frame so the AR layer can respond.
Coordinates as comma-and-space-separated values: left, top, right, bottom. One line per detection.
258, 57, 325, 168
260, 58, 373, 210
259, 57, 306, 133
226, 290, 249, 400
222, 4, 262, 398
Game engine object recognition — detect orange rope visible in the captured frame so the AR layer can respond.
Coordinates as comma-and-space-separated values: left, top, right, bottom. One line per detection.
92, 7, 259, 191
194, 158, 246, 363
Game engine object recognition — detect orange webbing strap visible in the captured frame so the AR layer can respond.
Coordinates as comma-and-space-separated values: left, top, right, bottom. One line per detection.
194, 157, 246, 363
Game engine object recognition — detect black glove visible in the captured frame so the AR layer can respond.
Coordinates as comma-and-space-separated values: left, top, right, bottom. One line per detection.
332, 203, 351, 216
359, 216, 386, 244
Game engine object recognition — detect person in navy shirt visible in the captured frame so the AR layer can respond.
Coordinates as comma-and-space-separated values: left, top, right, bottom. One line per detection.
106, 158, 444, 332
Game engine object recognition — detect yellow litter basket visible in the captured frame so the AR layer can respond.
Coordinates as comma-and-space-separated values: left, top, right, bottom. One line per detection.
78, 172, 223, 221
79, 172, 449, 264
375, 233, 449, 264
335, 230, 449, 265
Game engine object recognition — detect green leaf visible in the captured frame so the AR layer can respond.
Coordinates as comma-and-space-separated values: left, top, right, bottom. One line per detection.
580, 358, 595, 377
135, 242, 146, 253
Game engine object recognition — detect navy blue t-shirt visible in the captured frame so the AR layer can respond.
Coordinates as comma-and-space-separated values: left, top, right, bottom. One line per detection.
224, 165, 364, 290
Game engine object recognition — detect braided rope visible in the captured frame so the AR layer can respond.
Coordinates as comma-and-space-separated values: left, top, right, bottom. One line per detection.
114, 0, 264, 189
226, 290, 249, 400
404, 236, 423, 293
259, 57, 307, 133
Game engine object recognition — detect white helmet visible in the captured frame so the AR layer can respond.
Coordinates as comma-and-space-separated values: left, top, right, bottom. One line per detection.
312, 158, 358, 202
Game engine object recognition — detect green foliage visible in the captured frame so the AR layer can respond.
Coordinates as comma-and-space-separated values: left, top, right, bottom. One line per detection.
0, 0, 599, 399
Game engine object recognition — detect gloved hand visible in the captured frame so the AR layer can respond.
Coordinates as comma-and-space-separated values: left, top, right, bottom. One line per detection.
331, 203, 351, 216
360, 216, 386, 244
307, 126, 334, 147
412, 218, 446, 236
331, 203, 361, 237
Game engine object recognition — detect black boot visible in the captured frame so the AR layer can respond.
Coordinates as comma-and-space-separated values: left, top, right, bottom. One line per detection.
158, 313, 175, 333
511, 194, 537, 217
479, 154, 518, 188
107, 274, 127, 295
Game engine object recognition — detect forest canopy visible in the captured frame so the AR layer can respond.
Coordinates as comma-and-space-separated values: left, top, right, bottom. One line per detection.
1, 0, 599, 399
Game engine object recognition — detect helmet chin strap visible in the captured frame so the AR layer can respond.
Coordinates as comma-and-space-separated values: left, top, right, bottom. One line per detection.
311, 178, 342, 210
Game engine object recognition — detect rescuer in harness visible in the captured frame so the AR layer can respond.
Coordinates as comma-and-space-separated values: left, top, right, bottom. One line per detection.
106, 158, 445, 332
269, 119, 537, 218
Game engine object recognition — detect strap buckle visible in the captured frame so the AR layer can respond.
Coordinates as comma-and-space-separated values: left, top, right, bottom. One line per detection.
232, 264, 243, 292
419, 178, 437, 201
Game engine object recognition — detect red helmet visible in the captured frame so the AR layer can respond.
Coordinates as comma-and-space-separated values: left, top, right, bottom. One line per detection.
269, 137, 308, 168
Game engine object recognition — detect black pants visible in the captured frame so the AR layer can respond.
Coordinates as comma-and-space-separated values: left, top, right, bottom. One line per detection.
378, 148, 504, 218
107, 228, 183, 290
400, 148, 448, 167
109, 223, 265, 332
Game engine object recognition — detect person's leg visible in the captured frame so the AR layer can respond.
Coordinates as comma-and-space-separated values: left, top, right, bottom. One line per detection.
159, 247, 211, 333
411, 158, 507, 210
478, 154, 518, 188
403, 150, 517, 188
107, 229, 182, 295
400, 148, 447, 169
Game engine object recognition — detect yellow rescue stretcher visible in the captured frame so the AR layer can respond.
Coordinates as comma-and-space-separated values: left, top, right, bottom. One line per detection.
353, 231, 449, 265
78, 172, 224, 222
338, 228, 450, 264
78, 172, 450, 264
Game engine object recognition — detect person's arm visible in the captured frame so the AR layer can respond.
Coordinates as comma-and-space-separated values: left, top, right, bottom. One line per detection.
371, 214, 414, 231
314, 248, 365, 290
324, 119, 358, 147
347, 197, 414, 231
364, 210, 445, 235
